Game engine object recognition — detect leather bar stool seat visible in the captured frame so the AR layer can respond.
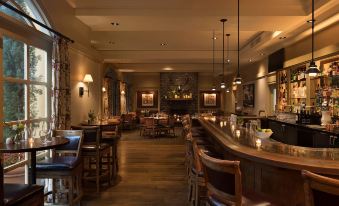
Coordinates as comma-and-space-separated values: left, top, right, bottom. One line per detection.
36, 156, 81, 170
4, 183, 44, 206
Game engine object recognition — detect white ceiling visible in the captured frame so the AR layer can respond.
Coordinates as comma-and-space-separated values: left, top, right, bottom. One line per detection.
67, 0, 338, 74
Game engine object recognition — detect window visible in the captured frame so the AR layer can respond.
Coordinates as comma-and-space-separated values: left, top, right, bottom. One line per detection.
0, 0, 52, 176
2, 36, 50, 166
0, 0, 51, 35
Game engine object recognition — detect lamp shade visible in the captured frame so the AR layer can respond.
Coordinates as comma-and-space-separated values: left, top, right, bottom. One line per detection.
306, 61, 320, 77
83, 74, 93, 83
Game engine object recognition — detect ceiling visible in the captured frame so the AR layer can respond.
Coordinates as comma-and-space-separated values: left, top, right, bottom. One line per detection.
66, 0, 338, 74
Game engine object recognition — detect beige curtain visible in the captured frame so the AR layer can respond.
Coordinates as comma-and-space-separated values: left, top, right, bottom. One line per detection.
51, 37, 71, 129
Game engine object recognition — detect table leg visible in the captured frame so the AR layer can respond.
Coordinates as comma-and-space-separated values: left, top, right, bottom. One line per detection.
29, 151, 36, 184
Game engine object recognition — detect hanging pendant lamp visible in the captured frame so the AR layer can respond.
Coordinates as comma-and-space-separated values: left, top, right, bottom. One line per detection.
234, 0, 242, 85
212, 31, 216, 91
220, 18, 227, 89
305, 0, 320, 77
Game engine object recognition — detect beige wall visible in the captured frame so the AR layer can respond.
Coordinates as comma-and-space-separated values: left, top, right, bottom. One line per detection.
227, 23, 339, 116
126, 72, 160, 111
69, 48, 103, 125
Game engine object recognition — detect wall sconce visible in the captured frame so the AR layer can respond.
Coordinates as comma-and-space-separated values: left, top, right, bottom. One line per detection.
121, 90, 125, 95
79, 74, 93, 97
102, 87, 106, 92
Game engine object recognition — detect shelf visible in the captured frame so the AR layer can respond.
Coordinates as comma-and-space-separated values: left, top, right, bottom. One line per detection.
166, 98, 193, 101
291, 97, 307, 99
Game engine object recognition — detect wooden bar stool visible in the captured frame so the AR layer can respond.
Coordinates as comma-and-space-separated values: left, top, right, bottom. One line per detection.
199, 150, 279, 206
302, 170, 339, 206
71, 125, 111, 193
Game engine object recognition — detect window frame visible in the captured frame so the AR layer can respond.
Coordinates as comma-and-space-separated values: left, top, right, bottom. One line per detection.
0, 0, 53, 174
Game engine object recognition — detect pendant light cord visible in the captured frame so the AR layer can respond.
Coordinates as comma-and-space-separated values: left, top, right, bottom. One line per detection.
237, 0, 240, 76
312, 0, 314, 62
222, 21, 225, 81
213, 31, 215, 79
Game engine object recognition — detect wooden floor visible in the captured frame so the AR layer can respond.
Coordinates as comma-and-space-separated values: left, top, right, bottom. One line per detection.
82, 129, 187, 206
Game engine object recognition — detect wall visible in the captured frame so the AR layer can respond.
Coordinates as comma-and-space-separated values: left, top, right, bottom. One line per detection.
37, 0, 104, 125
125, 72, 217, 113
126, 72, 160, 112
69, 48, 103, 125
227, 23, 339, 116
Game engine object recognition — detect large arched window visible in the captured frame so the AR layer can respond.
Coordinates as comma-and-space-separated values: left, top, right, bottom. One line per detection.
0, 0, 52, 176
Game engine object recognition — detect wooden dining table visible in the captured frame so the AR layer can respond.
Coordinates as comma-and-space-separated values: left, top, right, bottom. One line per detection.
0, 137, 69, 184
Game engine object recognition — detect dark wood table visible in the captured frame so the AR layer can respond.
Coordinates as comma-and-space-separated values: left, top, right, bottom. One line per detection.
0, 137, 69, 184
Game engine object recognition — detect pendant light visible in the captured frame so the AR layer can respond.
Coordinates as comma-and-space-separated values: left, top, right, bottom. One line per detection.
234, 0, 242, 85
212, 31, 216, 91
220, 18, 227, 89
305, 0, 320, 77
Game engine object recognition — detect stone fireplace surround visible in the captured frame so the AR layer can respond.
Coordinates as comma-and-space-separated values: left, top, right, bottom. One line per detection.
160, 72, 198, 114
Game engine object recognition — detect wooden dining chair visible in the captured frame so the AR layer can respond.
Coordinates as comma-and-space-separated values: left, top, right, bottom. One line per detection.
142, 118, 159, 137
71, 125, 111, 193
35, 130, 84, 206
302, 170, 339, 206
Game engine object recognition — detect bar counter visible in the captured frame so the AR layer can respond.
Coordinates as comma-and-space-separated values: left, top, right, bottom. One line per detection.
198, 117, 339, 206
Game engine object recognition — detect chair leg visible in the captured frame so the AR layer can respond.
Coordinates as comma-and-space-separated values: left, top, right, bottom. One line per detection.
68, 176, 74, 206
96, 154, 100, 193
195, 178, 199, 206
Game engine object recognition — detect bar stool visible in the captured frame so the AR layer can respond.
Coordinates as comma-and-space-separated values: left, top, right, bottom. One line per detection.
101, 124, 120, 183
199, 150, 279, 206
71, 125, 111, 193
302, 170, 339, 206
35, 130, 83, 206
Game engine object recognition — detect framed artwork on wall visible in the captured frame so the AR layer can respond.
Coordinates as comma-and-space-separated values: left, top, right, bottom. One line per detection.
137, 90, 158, 108
203, 93, 217, 106
141, 93, 154, 107
243, 84, 255, 107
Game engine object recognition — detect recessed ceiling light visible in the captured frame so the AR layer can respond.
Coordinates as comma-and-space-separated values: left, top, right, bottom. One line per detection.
279, 36, 287, 39
249, 59, 252, 62
213, 37, 217, 40
307, 19, 315, 23
160, 43, 167, 46
260, 52, 265, 56
163, 67, 173, 71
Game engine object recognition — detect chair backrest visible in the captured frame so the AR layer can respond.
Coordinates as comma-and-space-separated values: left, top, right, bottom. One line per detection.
71, 125, 100, 145
192, 140, 202, 173
199, 150, 242, 206
144, 118, 155, 128
302, 170, 339, 206
53, 130, 83, 157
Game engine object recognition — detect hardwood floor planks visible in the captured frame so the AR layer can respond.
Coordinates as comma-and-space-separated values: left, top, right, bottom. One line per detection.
82, 130, 187, 206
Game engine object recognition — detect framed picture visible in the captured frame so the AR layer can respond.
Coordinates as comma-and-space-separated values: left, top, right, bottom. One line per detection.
141, 93, 154, 107
243, 84, 255, 107
137, 90, 158, 108
203, 93, 217, 106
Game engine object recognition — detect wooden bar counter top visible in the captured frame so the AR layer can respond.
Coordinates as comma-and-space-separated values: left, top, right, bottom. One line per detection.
198, 117, 339, 206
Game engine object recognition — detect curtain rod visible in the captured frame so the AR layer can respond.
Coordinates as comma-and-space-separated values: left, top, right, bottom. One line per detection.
0, 0, 74, 43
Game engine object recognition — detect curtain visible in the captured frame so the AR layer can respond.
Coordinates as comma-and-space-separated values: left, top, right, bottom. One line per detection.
51, 36, 71, 129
